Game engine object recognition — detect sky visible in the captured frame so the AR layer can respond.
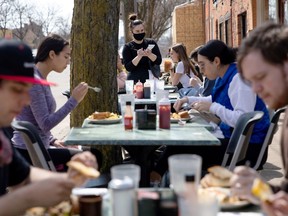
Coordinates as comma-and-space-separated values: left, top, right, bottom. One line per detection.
20, 0, 74, 21
20, 0, 124, 37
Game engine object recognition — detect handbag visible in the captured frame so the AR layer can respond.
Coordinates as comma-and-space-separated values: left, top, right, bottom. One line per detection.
149, 61, 160, 79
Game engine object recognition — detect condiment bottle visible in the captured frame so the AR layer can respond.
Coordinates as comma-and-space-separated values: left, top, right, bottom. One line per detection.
109, 178, 136, 216
135, 80, 143, 99
159, 96, 171, 129
143, 81, 151, 99
124, 101, 133, 130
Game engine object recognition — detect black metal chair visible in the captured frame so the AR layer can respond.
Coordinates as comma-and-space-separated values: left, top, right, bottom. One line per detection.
253, 107, 286, 170
11, 120, 57, 171
221, 111, 264, 171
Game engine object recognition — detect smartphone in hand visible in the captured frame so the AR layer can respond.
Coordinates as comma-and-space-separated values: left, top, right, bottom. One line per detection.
147, 44, 155, 50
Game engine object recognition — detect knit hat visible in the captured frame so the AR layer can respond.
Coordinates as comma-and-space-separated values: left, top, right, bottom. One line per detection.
0, 40, 55, 85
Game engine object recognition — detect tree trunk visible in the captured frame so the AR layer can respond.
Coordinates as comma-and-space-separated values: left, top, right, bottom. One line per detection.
70, 0, 122, 172
122, 0, 134, 43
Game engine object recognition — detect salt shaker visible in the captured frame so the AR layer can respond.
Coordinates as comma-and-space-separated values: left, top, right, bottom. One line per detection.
109, 177, 137, 216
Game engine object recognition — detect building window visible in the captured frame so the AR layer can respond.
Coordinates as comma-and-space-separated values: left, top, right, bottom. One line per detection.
225, 19, 232, 46
219, 22, 224, 41
285, 0, 288, 24
269, 0, 277, 21
237, 12, 247, 45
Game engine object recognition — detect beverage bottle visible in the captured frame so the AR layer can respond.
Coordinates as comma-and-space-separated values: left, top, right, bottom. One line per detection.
143, 81, 151, 99
159, 97, 171, 129
124, 101, 133, 130
135, 80, 143, 99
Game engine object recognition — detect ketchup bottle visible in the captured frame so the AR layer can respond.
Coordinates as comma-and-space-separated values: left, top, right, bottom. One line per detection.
135, 80, 143, 99
159, 97, 171, 129
124, 101, 133, 130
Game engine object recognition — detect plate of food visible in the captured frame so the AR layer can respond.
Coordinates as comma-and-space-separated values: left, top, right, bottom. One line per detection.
86, 112, 122, 124
199, 187, 250, 210
170, 111, 193, 123
199, 166, 251, 210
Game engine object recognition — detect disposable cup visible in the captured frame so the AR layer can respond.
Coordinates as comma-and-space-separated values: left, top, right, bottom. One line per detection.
111, 164, 140, 188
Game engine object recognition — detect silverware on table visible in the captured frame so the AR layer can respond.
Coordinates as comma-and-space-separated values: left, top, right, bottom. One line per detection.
88, 86, 101, 93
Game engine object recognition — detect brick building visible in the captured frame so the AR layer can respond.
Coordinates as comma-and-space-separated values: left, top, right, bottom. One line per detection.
172, 0, 288, 53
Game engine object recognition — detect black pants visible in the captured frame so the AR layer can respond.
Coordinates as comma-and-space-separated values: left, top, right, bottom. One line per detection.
16, 147, 102, 172
153, 138, 268, 176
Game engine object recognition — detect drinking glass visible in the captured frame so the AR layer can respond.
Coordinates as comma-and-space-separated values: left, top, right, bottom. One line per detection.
156, 80, 165, 91
125, 80, 134, 94
168, 154, 202, 195
111, 164, 140, 188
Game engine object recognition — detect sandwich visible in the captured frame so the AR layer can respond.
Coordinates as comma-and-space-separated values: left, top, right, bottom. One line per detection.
91, 111, 111, 120
67, 161, 100, 179
200, 165, 233, 188
178, 111, 190, 119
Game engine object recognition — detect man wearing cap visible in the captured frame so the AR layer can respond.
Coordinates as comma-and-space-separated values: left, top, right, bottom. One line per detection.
0, 39, 97, 215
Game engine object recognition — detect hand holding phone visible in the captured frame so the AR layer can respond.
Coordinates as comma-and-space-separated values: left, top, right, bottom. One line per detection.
147, 44, 155, 50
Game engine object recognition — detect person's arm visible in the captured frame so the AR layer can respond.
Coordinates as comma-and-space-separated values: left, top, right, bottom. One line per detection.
29, 84, 78, 133
147, 41, 162, 65
123, 43, 141, 72
209, 74, 257, 128
0, 176, 75, 215
171, 61, 183, 86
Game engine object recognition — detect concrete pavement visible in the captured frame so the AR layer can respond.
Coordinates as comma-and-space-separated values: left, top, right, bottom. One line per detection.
49, 65, 285, 186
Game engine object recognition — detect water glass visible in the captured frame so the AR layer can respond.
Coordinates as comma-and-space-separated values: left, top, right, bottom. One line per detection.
111, 164, 141, 188
168, 154, 202, 195
156, 80, 165, 91
125, 80, 134, 94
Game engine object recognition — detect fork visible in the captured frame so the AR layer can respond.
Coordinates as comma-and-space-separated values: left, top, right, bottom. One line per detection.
88, 85, 101, 93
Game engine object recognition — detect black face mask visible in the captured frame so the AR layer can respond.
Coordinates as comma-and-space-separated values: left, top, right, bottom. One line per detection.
133, 32, 145, 41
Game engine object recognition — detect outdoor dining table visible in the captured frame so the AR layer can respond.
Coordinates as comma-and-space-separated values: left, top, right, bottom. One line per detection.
65, 117, 220, 187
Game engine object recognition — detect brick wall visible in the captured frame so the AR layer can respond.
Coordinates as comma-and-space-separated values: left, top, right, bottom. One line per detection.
171, 2, 205, 55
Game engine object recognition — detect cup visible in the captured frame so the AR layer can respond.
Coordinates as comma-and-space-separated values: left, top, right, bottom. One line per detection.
191, 194, 219, 216
119, 94, 135, 117
168, 154, 202, 195
79, 195, 102, 216
125, 80, 134, 94
111, 164, 141, 188
156, 79, 165, 91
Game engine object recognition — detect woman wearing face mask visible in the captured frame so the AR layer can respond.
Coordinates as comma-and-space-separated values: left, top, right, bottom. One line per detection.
122, 14, 162, 84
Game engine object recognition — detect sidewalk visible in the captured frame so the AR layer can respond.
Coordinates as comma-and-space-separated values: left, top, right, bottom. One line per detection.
49, 66, 285, 186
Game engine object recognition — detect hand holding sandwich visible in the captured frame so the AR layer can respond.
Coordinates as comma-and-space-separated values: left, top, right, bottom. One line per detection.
261, 191, 288, 216
67, 151, 99, 187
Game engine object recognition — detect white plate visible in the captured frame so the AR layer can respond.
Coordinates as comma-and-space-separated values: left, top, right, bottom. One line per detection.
220, 200, 251, 210
199, 187, 251, 210
86, 116, 122, 124
72, 188, 108, 196
170, 117, 192, 123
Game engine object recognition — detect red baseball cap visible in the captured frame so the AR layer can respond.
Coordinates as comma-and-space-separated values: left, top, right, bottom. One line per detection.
0, 40, 56, 86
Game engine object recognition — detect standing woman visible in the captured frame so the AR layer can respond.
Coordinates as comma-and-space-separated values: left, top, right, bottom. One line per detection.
169, 43, 202, 96
12, 34, 102, 171
122, 14, 162, 84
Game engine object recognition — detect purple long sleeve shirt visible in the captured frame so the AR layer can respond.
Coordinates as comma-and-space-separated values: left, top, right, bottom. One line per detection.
12, 69, 78, 149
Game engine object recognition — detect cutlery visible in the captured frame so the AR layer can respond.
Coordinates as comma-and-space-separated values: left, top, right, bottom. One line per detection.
88, 86, 101, 93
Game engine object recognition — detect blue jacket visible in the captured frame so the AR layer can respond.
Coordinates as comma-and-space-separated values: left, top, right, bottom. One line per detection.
212, 63, 270, 144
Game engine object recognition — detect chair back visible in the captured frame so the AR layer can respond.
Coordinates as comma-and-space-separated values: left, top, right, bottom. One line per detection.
221, 111, 264, 171
253, 107, 286, 170
11, 120, 56, 171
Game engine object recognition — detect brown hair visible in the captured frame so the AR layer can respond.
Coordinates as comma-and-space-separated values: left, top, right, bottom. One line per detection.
128, 13, 144, 31
237, 22, 288, 77
171, 43, 198, 77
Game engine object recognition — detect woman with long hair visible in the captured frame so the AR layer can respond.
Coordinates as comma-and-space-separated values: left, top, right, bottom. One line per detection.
12, 34, 102, 171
